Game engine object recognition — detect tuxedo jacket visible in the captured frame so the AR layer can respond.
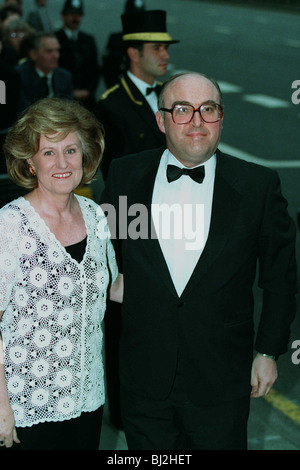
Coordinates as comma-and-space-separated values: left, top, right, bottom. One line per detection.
102, 148, 297, 406
95, 74, 166, 178
16, 59, 73, 113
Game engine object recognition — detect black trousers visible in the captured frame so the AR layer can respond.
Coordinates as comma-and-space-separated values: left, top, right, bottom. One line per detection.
121, 361, 250, 450
5, 408, 103, 451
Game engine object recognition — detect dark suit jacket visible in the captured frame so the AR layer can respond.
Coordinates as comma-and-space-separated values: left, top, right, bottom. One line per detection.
27, 8, 52, 32
102, 148, 297, 406
55, 29, 100, 98
16, 59, 73, 113
95, 74, 166, 178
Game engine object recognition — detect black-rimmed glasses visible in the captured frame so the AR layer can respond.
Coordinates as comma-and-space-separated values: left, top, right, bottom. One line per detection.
159, 102, 223, 124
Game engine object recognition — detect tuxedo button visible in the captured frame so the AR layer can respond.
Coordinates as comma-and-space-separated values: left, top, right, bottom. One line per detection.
178, 301, 186, 308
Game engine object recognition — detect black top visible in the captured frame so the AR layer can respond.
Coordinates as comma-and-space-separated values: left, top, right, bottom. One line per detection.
64, 236, 87, 263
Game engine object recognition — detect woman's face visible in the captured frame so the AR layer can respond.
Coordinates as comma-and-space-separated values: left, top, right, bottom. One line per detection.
27, 132, 84, 197
8, 29, 26, 52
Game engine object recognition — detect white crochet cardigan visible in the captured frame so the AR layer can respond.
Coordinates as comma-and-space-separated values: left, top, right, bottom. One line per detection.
0, 195, 118, 427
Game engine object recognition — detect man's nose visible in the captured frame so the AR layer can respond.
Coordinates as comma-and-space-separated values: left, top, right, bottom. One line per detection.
161, 47, 170, 60
191, 109, 203, 126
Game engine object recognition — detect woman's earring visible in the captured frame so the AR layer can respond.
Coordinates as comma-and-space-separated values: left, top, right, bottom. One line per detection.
28, 165, 36, 177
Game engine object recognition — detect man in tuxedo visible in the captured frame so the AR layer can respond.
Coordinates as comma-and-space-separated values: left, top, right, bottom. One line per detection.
96, 10, 179, 179
16, 32, 72, 113
102, 72, 297, 450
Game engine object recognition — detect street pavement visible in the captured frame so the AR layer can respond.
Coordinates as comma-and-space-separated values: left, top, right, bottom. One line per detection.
21, 0, 300, 451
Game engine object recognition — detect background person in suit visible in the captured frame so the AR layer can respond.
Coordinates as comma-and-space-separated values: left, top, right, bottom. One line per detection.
101, 72, 297, 450
96, 9, 179, 180
16, 32, 73, 113
55, 0, 100, 110
27, 0, 53, 33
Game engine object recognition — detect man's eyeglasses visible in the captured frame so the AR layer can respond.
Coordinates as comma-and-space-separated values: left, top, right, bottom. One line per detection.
159, 102, 223, 124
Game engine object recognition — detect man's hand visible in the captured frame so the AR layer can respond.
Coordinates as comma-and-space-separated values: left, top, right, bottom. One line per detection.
250, 353, 278, 398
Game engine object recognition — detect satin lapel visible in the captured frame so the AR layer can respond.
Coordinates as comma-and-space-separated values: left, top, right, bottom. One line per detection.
131, 153, 179, 298
121, 76, 161, 136
181, 153, 241, 298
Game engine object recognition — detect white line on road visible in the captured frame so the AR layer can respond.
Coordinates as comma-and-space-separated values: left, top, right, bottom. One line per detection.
219, 143, 300, 168
218, 81, 243, 93
214, 25, 232, 34
284, 39, 300, 48
243, 94, 291, 109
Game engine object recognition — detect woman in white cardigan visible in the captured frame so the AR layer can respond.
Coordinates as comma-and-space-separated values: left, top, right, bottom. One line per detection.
0, 98, 123, 450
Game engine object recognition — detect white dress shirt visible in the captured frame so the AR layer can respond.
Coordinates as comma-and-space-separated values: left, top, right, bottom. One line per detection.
63, 27, 78, 41
152, 149, 216, 296
127, 71, 159, 114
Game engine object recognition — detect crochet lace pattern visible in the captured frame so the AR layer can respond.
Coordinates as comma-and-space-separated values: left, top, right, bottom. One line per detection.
0, 195, 118, 427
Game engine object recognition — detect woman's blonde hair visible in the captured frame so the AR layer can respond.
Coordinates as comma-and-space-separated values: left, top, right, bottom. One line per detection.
4, 98, 105, 189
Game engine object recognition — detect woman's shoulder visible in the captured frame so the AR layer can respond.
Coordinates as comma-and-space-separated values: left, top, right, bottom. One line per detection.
0, 196, 27, 221
75, 194, 104, 217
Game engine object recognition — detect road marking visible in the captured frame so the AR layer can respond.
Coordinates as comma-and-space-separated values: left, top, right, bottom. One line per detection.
264, 389, 300, 426
243, 94, 290, 109
218, 81, 243, 93
214, 25, 232, 34
285, 39, 300, 48
219, 143, 300, 168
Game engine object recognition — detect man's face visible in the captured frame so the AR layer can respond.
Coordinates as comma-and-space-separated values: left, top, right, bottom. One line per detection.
132, 42, 170, 84
62, 12, 82, 30
156, 74, 223, 167
31, 37, 60, 74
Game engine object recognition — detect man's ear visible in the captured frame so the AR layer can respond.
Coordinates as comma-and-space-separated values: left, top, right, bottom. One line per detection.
156, 110, 166, 134
127, 46, 140, 64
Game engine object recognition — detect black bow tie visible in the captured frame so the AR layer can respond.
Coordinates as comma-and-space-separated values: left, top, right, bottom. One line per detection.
146, 86, 160, 96
166, 164, 205, 184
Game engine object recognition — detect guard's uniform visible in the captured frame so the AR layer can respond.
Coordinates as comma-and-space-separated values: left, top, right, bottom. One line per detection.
95, 73, 165, 178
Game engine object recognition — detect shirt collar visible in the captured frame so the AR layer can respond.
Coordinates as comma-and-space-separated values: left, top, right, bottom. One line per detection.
127, 71, 157, 97
64, 27, 78, 40
35, 67, 53, 79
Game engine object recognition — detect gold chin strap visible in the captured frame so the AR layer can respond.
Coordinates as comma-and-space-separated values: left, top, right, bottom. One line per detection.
122, 32, 174, 42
